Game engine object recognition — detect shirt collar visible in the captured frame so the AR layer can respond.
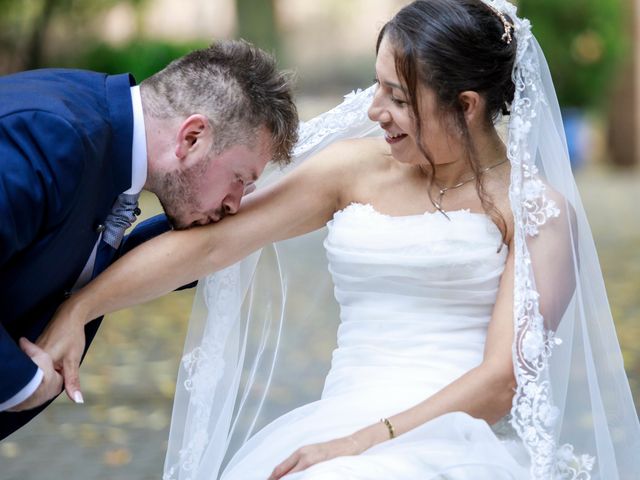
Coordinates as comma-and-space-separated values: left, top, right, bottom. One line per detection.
124, 85, 147, 195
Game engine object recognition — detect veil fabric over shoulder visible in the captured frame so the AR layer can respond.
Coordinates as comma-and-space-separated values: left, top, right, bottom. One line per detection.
163, 1, 640, 479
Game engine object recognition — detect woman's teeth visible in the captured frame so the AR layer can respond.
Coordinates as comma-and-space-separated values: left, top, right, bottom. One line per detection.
385, 132, 408, 144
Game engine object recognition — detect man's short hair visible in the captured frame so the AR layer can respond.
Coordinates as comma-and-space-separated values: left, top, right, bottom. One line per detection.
141, 40, 298, 165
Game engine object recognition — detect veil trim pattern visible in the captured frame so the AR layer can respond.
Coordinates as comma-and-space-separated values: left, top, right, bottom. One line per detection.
163, 266, 244, 480
486, 1, 594, 477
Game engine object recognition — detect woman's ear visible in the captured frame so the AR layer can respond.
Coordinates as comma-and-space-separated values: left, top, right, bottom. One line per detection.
174, 114, 211, 160
458, 91, 483, 125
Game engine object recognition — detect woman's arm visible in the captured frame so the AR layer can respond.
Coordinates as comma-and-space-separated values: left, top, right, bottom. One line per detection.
36, 139, 364, 403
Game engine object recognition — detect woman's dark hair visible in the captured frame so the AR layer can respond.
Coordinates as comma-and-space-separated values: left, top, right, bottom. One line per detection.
377, 0, 517, 242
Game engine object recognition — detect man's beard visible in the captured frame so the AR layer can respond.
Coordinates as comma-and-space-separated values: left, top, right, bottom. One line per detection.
158, 197, 190, 230
156, 160, 213, 230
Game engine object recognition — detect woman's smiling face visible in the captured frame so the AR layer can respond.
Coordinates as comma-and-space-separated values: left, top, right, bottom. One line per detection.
368, 35, 460, 167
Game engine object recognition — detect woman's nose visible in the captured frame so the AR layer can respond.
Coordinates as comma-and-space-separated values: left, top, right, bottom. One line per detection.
368, 90, 391, 124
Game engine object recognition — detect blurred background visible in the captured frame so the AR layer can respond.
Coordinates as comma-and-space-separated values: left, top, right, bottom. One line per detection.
0, 0, 638, 478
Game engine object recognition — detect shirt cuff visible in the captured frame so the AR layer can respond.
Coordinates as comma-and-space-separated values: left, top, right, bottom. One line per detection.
0, 368, 44, 411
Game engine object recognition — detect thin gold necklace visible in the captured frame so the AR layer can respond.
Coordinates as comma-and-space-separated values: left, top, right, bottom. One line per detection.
431, 158, 508, 220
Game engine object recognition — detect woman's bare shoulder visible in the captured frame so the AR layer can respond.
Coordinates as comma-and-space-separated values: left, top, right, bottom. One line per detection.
316, 136, 387, 162
300, 136, 390, 180
296, 136, 390, 209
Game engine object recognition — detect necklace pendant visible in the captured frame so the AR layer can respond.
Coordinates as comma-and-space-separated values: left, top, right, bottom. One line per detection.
430, 196, 451, 221
433, 200, 442, 211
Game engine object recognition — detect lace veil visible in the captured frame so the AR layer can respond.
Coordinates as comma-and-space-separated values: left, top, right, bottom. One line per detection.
163, 1, 640, 478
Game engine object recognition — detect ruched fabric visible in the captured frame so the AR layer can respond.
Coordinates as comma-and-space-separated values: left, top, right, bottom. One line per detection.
221, 203, 528, 479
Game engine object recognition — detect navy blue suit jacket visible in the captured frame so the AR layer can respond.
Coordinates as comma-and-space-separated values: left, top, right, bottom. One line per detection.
0, 69, 137, 425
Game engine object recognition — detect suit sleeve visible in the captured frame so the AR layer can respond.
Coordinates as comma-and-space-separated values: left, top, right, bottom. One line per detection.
0, 110, 87, 400
0, 324, 41, 403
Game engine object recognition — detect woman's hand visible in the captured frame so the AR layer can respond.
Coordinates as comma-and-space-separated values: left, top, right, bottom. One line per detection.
36, 297, 89, 404
268, 435, 364, 480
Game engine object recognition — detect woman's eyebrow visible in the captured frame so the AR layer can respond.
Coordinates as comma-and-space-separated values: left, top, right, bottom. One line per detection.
383, 80, 407, 93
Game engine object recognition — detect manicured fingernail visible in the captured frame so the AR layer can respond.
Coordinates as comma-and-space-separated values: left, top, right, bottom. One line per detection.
73, 391, 84, 404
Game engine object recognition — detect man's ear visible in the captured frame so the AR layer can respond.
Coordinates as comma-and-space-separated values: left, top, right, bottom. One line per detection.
174, 114, 211, 160
458, 91, 483, 125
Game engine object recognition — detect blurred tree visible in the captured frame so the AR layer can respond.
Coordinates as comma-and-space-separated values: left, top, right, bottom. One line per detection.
235, 0, 280, 55
76, 39, 208, 82
606, 0, 639, 167
518, 0, 627, 110
0, 0, 148, 73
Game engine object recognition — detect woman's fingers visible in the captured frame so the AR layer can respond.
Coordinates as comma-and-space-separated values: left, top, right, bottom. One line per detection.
268, 451, 299, 479
269, 439, 354, 479
62, 352, 84, 404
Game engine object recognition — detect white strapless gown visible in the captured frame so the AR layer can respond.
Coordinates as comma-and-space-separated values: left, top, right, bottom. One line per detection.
220, 203, 529, 479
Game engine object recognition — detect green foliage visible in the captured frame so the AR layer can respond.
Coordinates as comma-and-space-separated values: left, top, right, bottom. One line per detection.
519, 0, 628, 109
66, 39, 209, 82
236, 0, 280, 54
0, 0, 149, 72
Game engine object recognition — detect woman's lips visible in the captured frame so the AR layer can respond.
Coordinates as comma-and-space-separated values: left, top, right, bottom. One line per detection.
384, 132, 408, 144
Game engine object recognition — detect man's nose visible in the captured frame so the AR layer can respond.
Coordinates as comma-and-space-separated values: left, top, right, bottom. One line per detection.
222, 194, 241, 215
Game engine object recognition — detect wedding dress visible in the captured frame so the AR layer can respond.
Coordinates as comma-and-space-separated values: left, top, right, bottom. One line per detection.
163, 2, 640, 479
220, 204, 528, 479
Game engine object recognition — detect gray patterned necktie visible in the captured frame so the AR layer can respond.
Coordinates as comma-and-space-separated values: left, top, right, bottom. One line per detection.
102, 192, 141, 249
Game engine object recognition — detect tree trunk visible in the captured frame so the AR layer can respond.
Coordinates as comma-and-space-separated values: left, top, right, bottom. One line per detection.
607, 0, 638, 167
24, 0, 58, 70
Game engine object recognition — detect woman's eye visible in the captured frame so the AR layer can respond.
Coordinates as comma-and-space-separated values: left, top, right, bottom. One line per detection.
391, 97, 407, 106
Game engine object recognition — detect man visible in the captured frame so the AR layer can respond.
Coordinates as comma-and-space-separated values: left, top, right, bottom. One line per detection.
0, 40, 298, 439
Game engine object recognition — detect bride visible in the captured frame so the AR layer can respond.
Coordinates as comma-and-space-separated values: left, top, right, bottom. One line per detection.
39, 0, 639, 478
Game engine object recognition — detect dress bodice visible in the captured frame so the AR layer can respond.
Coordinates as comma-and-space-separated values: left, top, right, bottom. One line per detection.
321, 202, 508, 400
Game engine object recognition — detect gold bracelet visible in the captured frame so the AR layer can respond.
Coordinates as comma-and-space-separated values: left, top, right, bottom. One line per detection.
380, 417, 396, 439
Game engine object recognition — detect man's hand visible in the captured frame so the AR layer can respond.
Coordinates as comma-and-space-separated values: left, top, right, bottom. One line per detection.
36, 299, 87, 405
7, 338, 65, 411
